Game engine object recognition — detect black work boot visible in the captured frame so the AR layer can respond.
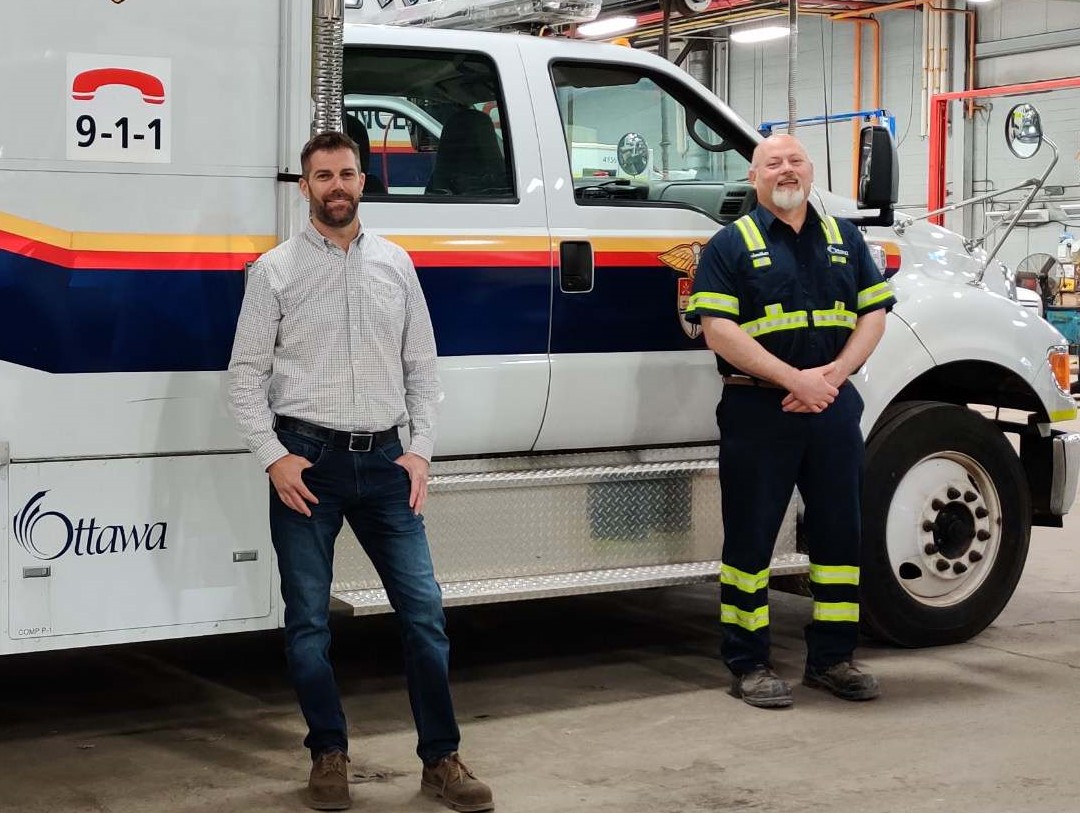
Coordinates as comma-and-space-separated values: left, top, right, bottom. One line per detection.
421, 752, 494, 812
803, 661, 881, 701
307, 750, 351, 810
730, 666, 793, 708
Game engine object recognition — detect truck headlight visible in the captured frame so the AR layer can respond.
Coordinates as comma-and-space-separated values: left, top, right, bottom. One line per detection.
1049, 345, 1073, 394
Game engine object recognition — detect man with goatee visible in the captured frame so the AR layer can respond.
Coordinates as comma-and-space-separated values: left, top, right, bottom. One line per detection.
685, 134, 896, 710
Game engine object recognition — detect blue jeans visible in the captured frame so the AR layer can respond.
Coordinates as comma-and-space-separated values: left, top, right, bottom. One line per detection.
269, 428, 460, 764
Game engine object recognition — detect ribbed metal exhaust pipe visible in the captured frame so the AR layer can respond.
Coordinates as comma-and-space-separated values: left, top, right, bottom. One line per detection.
312, 0, 344, 134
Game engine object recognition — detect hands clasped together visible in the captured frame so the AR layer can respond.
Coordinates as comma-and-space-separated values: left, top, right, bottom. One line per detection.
781, 362, 844, 414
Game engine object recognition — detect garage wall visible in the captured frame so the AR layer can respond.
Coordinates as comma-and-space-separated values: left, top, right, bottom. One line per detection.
720, 3, 1080, 272
725, 11, 927, 206
976, 0, 1080, 86
972, 0, 1080, 268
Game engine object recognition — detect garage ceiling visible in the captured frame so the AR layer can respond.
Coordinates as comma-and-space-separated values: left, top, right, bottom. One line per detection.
598, 0, 918, 42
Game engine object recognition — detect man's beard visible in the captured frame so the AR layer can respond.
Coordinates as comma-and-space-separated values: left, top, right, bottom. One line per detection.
312, 194, 359, 227
771, 184, 807, 211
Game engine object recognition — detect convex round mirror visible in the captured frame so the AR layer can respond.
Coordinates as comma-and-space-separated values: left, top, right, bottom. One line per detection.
1005, 103, 1043, 159
617, 132, 649, 176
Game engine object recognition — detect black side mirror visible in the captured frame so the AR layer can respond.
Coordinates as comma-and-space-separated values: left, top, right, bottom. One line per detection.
856, 125, 898, 226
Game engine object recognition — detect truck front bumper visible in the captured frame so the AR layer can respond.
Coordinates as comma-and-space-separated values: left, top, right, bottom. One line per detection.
1022, 429, 1080, 526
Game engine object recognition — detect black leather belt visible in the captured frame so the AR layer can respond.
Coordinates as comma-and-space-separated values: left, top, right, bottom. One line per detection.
273, 415, 399, 453
722, 375, 783, 390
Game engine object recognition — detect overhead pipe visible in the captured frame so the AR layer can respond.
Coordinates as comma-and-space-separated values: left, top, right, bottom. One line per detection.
832, 1, 976, 117
921, 2, 930, 134
628, 1, 881, 41
815, 13, 879, 195
630, 3, 781, 41
853, 19, 864, 195
788, 0, 799, 132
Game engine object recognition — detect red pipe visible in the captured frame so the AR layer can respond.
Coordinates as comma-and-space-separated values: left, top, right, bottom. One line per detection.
927, 76, 1080, 224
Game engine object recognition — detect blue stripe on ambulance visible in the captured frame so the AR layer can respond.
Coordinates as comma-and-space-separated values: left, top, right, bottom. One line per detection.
0, 253, 702, 372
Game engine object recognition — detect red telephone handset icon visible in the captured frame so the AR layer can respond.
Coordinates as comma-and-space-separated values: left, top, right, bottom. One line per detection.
72, 68, 165, 105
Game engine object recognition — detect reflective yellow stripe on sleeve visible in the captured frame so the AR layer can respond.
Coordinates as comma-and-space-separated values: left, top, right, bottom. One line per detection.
810, 300, 858, 331
720, 563, 770, 594
808, 564, 860, 586
812, 601, 860, 623
688, 291, 740, 317
741, 303, 809, 338
858, 281, 894, 310
721, 604, 770, 631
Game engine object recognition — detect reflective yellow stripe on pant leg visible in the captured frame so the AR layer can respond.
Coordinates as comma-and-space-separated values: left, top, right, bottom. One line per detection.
721, 604, 770, 631
720, 563, 771, 593
812, 602, 860, 623
808, 564, 860, 586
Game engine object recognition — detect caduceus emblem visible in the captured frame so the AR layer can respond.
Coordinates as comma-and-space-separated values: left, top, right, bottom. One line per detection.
658, 242, 704, 339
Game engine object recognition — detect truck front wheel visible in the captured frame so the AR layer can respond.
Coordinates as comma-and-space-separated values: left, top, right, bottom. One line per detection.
860, 401, 1031, 647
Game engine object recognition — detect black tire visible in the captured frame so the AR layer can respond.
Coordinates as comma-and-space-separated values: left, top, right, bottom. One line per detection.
861, 401, 1031, 647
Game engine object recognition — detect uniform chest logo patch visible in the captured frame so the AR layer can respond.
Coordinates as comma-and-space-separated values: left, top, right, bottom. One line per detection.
659, 242, 704, 340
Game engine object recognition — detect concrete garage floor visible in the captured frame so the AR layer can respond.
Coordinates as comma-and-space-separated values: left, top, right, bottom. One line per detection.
3, 423, 1080, 812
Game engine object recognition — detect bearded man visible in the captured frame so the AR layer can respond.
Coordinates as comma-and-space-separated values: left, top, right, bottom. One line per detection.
228, 131, 493, 811
684, 134, 896, 709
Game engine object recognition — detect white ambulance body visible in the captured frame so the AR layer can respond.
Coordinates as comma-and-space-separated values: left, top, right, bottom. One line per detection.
0, 0, 1076, 656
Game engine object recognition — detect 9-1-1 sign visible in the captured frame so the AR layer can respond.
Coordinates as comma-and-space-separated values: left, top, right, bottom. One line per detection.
67, 54, 171, 163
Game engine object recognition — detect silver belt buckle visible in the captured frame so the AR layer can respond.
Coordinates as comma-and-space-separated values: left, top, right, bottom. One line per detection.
348, 433, 373, 452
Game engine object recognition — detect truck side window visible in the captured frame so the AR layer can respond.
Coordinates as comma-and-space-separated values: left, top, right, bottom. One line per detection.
551, 62, 753, 221
343, 48, 514, 199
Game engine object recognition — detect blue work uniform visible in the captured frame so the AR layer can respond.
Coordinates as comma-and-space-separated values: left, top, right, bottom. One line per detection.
685, 204, 896, 675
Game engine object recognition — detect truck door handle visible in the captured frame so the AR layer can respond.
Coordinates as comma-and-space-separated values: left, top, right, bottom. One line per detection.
559, 241, 594, 293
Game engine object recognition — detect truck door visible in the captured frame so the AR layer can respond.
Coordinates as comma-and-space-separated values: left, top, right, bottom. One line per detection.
337, 37, 551, 457
523, 49, 755, 451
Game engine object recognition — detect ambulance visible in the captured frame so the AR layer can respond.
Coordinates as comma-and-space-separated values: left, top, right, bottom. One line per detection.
0, 0, 1076, 656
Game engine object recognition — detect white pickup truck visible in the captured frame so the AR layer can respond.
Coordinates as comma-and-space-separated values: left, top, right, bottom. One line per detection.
0, 0, 1075, 656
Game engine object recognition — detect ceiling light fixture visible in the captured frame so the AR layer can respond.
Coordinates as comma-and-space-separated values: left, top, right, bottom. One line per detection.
729, 24, 791, 44
577, 15, 637, 38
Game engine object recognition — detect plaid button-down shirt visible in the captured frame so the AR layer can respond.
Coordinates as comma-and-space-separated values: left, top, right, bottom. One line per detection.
228, 221, 440, 470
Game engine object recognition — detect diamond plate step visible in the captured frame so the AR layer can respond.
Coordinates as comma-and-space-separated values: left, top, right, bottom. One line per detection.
331, 554, 810, 616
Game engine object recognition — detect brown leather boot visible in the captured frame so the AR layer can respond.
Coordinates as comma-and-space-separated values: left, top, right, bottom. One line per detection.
421, 752, 494, 812
307, 750, 351, 811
